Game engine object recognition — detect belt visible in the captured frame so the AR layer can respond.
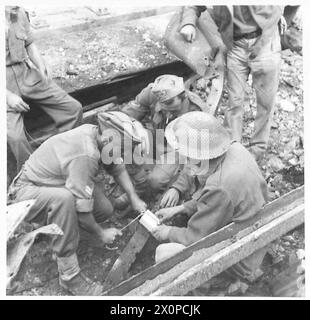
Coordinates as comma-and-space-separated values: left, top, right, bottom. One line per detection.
234, 29, 262, 41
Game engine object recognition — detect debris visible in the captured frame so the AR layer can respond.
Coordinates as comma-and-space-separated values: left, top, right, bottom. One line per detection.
271, 120, 279, 129
66, 64, 79, 76
227, 280, 249, 295
268, 156, 285, 172
282, 235, 295, 243
288, 157, 299, 166
280, 100, 295, 112
7, 200, 36, 241
7, 223, 63, 292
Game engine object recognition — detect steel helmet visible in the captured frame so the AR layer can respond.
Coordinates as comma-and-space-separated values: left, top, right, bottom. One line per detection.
165, 111, 231, 160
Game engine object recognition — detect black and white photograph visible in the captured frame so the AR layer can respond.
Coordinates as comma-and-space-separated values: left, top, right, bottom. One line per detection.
3, 1, 307, 300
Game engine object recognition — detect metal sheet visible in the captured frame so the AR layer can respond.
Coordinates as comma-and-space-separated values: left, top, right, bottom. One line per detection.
7, 200, 36, 241
7, 223, 63, 290
164, 10, 225, 115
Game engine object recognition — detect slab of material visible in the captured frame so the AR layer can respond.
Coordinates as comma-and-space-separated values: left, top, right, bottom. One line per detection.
103, 186, 304, 296
7, 224, 63, 291
102, 223, 150, 291
165, 9, 225, 115
7, 200, 36, 241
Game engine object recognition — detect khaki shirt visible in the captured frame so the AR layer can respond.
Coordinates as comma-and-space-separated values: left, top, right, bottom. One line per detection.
169, 142, 268, 246
6, 7, 34, 66
233, 6, 259, 37
21, 124, 125, 213
181, 6, 282, 54
122, 84, 207, 133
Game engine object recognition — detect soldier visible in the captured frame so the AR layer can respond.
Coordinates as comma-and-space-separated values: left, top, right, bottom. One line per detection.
152, 111, 268, 294
116, 74, 207, 208
7, 111, 147, 296
179, 6, 283, 160
6, 6, 83, 174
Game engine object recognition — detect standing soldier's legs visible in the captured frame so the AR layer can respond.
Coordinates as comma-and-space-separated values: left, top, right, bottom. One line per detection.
7, 65, 33, 175
24, 79, 83, 133
7, 111, 33, 172
249, 37, 281, 152
224, 40, 250, 142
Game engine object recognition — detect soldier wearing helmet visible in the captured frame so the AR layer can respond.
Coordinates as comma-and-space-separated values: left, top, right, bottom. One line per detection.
7, 112, 147, 296
152, 111, 268, 292
117, 74, 207, 208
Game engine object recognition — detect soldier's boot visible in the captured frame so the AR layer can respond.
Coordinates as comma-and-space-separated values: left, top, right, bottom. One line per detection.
59, 272, 103, 296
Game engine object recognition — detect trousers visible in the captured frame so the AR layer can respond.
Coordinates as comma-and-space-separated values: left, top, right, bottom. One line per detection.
11, 175, 113, 258
224, 31, 281, 149
126, 149, 180, 195
7, 62, 83, 173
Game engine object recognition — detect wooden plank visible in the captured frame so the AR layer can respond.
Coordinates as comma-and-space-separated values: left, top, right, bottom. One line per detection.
148, 204, 304, 296
103, 224, 150, 291
104, 186, 304, 295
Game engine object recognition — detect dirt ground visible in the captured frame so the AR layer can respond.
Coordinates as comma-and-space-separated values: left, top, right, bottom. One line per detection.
7, 11, 304, 297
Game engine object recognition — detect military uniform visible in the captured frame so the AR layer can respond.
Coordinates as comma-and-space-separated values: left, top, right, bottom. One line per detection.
6, 7, 83, 172
122, 83, 207, 192
169, 142, 268, 244
181, 6, 282, 155
157, 141, 268, 284
8, 125, 124, 274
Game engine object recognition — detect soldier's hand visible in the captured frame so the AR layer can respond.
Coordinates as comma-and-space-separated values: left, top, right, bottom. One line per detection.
160, 188, 180, 208
279, 15, 288, 35
98, 228, 122, 244
152, 225, 172, 242
7, 93, 30, 113
155, 206, 181, 223
130, 193, 147, 213
180, 24, 196, 42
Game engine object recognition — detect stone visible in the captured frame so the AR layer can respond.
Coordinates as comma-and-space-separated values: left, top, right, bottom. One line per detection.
288, 157, 299, 166
268, 156, 285, 172
281, 100, 295, 112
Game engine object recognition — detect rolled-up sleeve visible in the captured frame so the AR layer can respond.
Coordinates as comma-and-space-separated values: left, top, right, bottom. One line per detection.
171, 169, 195, 196
168, 187, 234, 246
122, 84, 156, 121
65, 156, 99, 213
180, 6, 207, 29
